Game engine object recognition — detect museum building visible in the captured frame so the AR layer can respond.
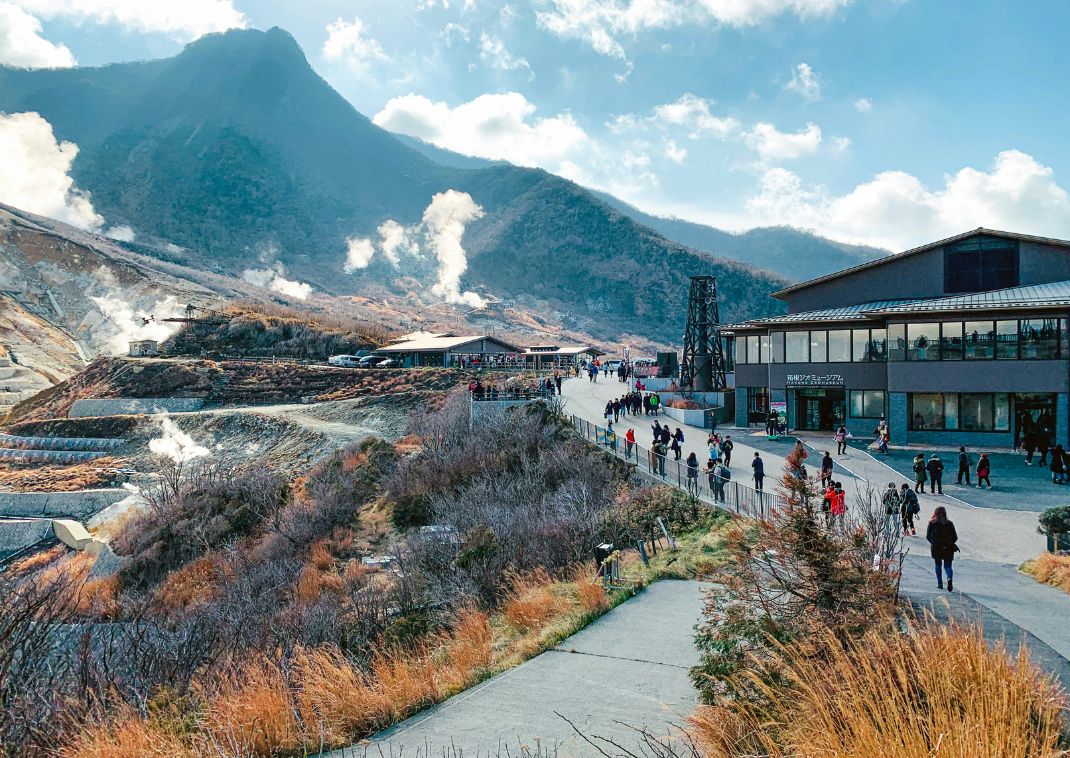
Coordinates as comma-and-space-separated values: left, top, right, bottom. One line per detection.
728, 229, 1070, 448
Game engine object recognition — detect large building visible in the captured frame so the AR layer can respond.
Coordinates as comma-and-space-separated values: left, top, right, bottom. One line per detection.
729, 229, 1070, 448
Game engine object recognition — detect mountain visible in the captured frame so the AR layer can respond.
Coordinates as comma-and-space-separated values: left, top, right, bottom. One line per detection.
0, 27, 789, 344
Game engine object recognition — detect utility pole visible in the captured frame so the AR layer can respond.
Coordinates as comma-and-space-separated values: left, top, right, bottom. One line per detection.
681, 275, 728, 391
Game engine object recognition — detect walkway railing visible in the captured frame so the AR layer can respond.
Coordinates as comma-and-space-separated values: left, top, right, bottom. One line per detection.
570, 415, 786, 520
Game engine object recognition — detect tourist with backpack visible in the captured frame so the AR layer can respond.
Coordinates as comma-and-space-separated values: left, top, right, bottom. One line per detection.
956, 447, 971, 485
900, 483, 920, 535
976, 453, 992, 489
685, 452, 699, 495
926, 506, 959, 591
926, 454, 944, 495
882, 482, 901, 535
912, 453, 927, 493
721, 436, 734, 467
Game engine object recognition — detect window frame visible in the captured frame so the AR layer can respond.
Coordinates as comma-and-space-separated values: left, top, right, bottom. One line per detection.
849, 389, 886, 419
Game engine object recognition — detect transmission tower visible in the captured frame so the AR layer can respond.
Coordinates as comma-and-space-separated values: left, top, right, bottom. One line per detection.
681, 275, 728, 391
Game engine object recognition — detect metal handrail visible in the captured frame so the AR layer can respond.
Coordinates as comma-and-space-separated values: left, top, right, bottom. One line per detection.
570, 414, 786, 520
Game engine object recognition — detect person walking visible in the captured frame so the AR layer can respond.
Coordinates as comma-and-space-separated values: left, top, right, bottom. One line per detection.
752, 452, 765, 492
670, 432, 683, 462
714, 460, 731, 503
651, 419, 662, 445
976, 453, 992, 489
956, 447, 971, 486
672, 427, 685, 461
653, 439, 668, 476
1038, 432, 1051, 468
830, 481, 847, 530
624, 427, 636, 460
820, 450, 834, 488
926, 454, 944, 495
926, 505, 959, 591
882, 482, 901, 535
913, 453, 928, 494
900, 483, 920, 536
1052, 444, 1067, 484
612, 398, 621, 423
553, 369, 562, 395
721, 435, 733, 467
684, 453, 701, 494
878, 423, 890, 455
835, 425, 847, 455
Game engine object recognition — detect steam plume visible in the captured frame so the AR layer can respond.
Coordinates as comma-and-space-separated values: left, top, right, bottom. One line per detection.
148, 415, 210, 463
89, 293, 180, 355
241, 262, 312, 300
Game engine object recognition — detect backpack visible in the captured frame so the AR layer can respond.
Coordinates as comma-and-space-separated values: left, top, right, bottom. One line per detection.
719, 466, 731, 481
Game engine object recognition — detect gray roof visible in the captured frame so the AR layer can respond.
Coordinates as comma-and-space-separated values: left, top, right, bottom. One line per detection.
378, 335, 524, 353
870, 280, 1070, 315
771, 228, 1070, 300
740, 299, 925, 327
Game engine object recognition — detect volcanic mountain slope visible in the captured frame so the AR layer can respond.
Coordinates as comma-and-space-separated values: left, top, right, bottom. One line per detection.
0, 27, 789, 343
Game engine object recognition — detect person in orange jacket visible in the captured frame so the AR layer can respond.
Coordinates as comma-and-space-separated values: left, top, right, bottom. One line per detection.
830, 481, 847, 530
624, 427, 636, 460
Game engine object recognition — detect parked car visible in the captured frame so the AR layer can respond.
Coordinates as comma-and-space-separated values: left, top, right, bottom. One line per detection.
328, 354, 362, 367
357, 354, 386, 368
376, 358, 399, 368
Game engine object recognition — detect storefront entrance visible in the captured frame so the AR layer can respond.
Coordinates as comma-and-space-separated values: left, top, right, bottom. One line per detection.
1014, 393, 1058, 447
795, 388, 846, 432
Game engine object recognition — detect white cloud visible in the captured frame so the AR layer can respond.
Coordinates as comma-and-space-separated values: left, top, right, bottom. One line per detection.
744, 121, 822, 161
0, 111, 103, 230
479, 31, 532, 77
13, 0, 246, 40
746, 150, 1070, 250
441, 21, 469, 45
664, 139, 687, 164
343, 236, 375, 272
536, 0, 850, 58
241, 262, 312, 300
104, 224, 135, 242
651, 93, 739, 139
0, 0, 74, 67
322, 16, 388, 75
784, 62, 821, 100
373, 92, 588, 169
854, 97, 873, 113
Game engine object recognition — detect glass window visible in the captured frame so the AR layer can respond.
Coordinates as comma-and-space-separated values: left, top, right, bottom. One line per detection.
910, 393, 946, 430
869, 328, 887, 361
1019, 318, 1059, 359
995, 393, 1010, 431
786, 331, 809, 362
959, 393, 992, 431
996, 320, 1018, 359
940, 322, 963, 360
827, 330, 850, 362
944, 236, 1019, 294
770, 332, 784, 363
944, 394, 959, 430
724, 336, 735, 370
747, 335, 760, 364
888, 324, 906, 361
735, 336, 747, 365
964, 320, 994, 360
850, 390, 885, 418
810, 330, 827, 362
907, 323, 939, 360
852, 330, 869, 362
759, 335, 771, 364
850, 391, 863, 418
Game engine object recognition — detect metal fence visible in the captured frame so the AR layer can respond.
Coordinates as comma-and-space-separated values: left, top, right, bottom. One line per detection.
571, 415, 786, 520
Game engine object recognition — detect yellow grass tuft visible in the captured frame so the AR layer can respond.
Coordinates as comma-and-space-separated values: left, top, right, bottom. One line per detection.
1023, 552, 1070, 595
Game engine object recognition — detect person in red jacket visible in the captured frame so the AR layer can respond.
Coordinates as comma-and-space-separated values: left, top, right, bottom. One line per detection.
830, 481, 847, 530
624, 427, 636, 460
976, 453, 992, 489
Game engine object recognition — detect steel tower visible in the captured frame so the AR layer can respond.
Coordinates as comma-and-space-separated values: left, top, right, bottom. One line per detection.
681, 275, 728, 391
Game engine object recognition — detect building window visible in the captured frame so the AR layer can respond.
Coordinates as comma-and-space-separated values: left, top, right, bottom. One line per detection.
943, 236, 1019, 294
869, 328, 887, 361
1063, 319, 1070, 358
852, 329, 869, 362
907, 323, 939, 360
827, 330, 851, 362
940, 321, 963, 360
759, 334, 771, 363
1020, 318, 1059, 359
747, 387, 769, 423
996, 320, 1018, 359
888, 323, 906, 361
747, 335, 760, 364
770, 331, 784, 363
850, 390, 886, 419
909, 393, 1009, 431
786, 331, 809, 362
724, 336, 735, 370
810, 330, 827, 362
735, 336, 747, 365
964, 321, 994, 360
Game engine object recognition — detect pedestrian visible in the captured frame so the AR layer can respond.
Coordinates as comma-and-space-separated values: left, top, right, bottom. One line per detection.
612, 398, 621, 423
830, 481, 847, 529
707, 436, 720, 463
1038, 432, 1051, 467
605, 421, 617, 452
752, 452, 765, 492
822, 482, 835, 527
670, 433, 682, 462
721, 436, 733, 467
554, 370, 562, 395
625, 427, 636, 460
651, 419, 662, 444
976, 453, 992, 489
794, 439, 808, 464
686, 452, 699, 495
882, 482, 901, 535
926, 505, 959, 592
820, 450, 833, 488
956, 446, 971, 486
650, 392, 661, 416
706, 459, 718, 500
604, 401, 613, 424
900, 483, 920, 536
835, 425, 847, 455
714, 460, 731, 503
926, 454, 944, 495
672, 427, 685, 461
1052, 444, 1067, 484
1024, 427, 1037, 465
913, 453, 927, 493
654, 440, 667, 476
878, 423, 889, 455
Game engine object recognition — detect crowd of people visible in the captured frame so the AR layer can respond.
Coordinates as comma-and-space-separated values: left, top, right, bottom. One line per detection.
602, 384, 663, 423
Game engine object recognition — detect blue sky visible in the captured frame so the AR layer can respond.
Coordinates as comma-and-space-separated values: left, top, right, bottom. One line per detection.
3, 0, 1070, 251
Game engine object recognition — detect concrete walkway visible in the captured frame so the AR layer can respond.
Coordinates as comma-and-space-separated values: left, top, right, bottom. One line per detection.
331, 581, 707, 757
561, 377, 1070, 676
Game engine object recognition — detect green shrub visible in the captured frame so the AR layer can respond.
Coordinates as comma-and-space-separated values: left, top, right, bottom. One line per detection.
1038, 506, 1070, 536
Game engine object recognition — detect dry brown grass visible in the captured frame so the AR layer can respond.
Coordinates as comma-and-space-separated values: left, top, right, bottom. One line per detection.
690, 624, 1068, 758
1023, 553, 1070, 595
202, 659, 302, 756
57, 708, 194, 758
503, 568, 569, 632
570, 565, 609, 613
154, 555, 219, 612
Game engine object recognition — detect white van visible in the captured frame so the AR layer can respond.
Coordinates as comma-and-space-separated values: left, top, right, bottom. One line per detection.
328, 355, 362, 367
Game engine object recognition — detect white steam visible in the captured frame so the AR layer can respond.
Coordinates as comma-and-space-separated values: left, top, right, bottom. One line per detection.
0, 111, 103, 230
104, 224, 136, 242
148, 415, 210, 463
89, 293, 180, 355
241, 262, 312, 300
344, 189, 488, 308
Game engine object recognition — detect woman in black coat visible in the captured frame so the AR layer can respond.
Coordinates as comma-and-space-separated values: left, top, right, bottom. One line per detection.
926, 505, 958, 592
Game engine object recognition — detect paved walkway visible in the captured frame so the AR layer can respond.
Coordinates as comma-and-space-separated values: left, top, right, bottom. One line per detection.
332, 581, 707, 757
561, 378, 1070, 675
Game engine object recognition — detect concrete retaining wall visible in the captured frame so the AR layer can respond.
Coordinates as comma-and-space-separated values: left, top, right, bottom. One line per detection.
0, 489, 129, 520
0, 433, 124, 452
0, 448, 107, 463
0, 519, 54, 561
69, 397, 206, 418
